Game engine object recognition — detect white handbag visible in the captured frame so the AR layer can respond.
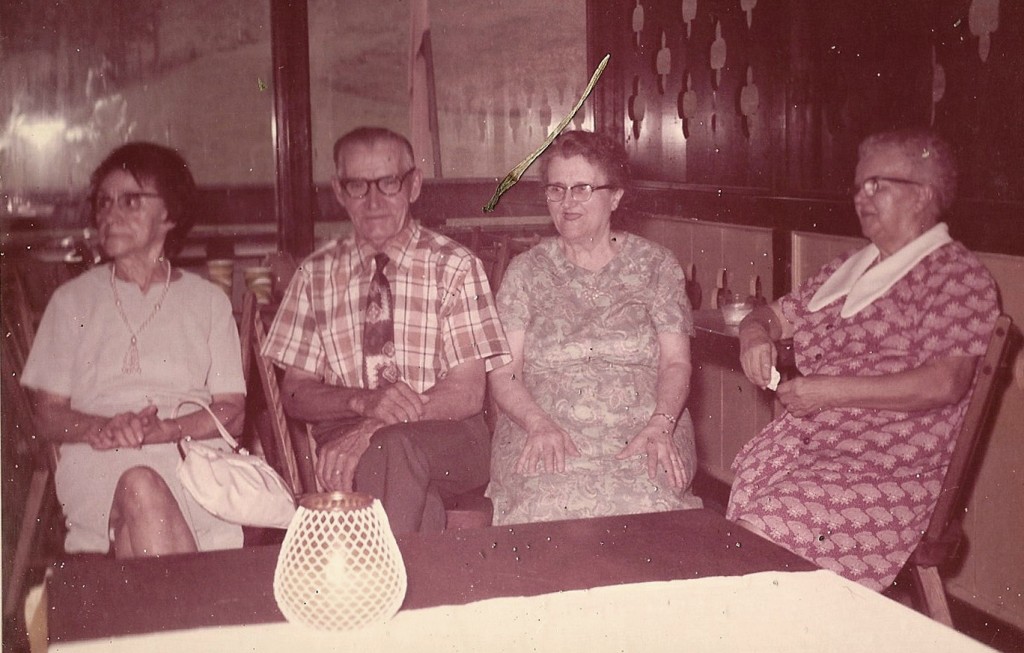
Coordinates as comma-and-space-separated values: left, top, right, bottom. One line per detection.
175, 399, 296, 529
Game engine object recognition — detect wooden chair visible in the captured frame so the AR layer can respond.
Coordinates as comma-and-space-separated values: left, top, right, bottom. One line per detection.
239, 291, 316, 497
1, 269, 62, 620
897, 314, 1016, 626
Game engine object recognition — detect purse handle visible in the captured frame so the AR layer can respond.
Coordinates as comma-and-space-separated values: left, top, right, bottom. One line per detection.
173, 398, 245, 454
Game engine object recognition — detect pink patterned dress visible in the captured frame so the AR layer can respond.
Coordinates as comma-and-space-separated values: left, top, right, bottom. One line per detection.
727, 241, 999, 590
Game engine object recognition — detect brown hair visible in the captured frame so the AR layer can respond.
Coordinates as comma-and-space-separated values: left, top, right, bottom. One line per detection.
90, 142, 197, 258
538, 130, 631, 190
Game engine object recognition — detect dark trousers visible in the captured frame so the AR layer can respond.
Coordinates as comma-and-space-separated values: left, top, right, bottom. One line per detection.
312, 413, 490, 534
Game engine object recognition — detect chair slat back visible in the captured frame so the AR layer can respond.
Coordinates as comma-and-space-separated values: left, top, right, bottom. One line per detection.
246, 291, 322, 495
238, 290, 256, 387
245, 294, 303, 496
1, 265, 60, 470
922, 314, 1014, 544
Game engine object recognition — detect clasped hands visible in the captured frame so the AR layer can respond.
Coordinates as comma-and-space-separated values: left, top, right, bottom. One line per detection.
740, 330, 827, 417
86, 405, 173, 450
516, 416, 689, 489
316, 381, 430, 492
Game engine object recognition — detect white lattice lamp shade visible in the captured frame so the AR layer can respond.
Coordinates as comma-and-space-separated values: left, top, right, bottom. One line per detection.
273, 492, 408, 630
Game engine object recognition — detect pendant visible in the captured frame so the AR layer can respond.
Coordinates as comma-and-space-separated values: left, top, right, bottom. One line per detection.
122, 336, 141, 375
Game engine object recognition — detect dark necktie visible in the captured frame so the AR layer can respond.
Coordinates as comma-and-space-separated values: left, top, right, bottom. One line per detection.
362, 253, 399, 388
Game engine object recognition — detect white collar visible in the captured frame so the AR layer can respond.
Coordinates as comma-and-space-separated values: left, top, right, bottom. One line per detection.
807, 222, 952, 318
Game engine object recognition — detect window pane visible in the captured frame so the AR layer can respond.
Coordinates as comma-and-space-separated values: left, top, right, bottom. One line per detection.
0, 0, 273, 209
432, 0, 589, 179
307, 0, 588, 185
308, 0, 407, 184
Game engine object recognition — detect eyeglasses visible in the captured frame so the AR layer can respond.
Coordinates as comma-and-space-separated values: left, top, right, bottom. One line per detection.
851, 176, 924, 198
337, 169, 415, 199
544, 183, 616, 203
92, 191, 163, 213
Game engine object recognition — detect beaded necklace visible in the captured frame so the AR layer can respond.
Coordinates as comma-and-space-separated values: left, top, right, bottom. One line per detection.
109, 259, 172, 375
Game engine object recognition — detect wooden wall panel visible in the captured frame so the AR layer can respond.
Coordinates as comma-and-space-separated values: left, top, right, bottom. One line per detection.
630, 216, 774, 305
608, 0, 784, 187
947, 251, 1024, 628
790, 231, 866, 288
591, 0, 1024, 203
625, 217, 777, 483
934, 1, 1024, 204
690, 362, 724, 476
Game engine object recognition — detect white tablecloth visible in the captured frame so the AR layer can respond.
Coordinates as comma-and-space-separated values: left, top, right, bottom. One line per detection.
49, 570, 993, 653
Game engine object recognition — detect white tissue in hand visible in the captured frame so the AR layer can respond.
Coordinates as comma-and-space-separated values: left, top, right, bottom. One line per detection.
767, 367, 781, 391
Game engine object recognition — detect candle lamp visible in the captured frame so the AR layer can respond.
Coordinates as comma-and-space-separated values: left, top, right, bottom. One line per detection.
273, 492, 407, 631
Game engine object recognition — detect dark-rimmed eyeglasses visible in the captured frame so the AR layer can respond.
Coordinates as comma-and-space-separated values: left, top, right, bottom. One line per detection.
544, 183, 616, 203
92, 191, 163, 213
851, 176, 924, 198
337, 169, 415, 199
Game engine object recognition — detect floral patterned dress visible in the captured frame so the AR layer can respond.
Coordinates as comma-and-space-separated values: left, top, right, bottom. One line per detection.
727, 241, 999, 590
487, 233, 703, 525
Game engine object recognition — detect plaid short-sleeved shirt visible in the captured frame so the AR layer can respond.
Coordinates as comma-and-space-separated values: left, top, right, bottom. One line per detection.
262, 221, 511, 393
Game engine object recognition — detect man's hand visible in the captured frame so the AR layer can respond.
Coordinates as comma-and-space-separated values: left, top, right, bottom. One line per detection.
616, 424, 689, 489
315, 419, 382, 491
351, 382, 429, 425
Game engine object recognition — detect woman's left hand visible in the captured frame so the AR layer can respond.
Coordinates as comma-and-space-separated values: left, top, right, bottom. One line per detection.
616, 424, 689, 489
776, 375, 831, 417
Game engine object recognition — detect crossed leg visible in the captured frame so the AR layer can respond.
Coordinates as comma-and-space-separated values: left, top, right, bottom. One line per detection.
108, 466, 197, 558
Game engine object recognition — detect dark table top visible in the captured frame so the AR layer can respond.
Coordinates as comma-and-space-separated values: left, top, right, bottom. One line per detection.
48, 508, 815, 644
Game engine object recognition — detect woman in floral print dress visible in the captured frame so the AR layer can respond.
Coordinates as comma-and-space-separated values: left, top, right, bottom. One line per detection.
486, 131, 702, 525
728, 128, 1000, 590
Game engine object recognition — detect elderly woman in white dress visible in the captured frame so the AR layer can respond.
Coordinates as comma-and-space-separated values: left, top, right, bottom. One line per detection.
21, 142, 246, 557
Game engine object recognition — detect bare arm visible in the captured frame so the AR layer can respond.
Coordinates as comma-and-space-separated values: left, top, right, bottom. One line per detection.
32, 390, 109, 445
738, 301, 794, 388
615, 331, 693, 488
304, 358, 487, 492
144, 393, 246, 443
280, 367, 378, 423
281, 357, 485, 426
421, 357, 486, 421
777, 355, 978, 417
32, 390, 244, 448
487, 330, 579, 474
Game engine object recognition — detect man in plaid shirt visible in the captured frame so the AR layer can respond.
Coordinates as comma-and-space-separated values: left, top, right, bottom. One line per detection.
262, 127, 510, 533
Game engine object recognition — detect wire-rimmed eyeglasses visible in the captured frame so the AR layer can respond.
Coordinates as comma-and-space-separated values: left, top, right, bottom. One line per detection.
92, 191, 163, 213
337, 169, 415, 199
544, 183, 616, 203
851, 176, 924, 198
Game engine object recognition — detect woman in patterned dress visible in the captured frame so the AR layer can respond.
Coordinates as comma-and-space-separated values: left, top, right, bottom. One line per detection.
728, 128, 1000, 590
486, 130, 702, 525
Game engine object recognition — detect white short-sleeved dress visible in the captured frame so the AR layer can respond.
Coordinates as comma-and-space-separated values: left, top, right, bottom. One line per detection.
21, 265, 247, 553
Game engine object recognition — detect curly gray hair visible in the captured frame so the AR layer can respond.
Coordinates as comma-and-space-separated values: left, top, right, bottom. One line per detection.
858, 128, 958, 217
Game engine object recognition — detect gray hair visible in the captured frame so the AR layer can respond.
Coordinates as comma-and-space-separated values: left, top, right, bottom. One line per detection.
858, 128, 958, 217
332, 127, 415, 174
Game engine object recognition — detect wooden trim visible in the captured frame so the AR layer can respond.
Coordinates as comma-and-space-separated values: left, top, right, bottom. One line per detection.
624, 185, 1024, 258
270, 0, 315, 259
